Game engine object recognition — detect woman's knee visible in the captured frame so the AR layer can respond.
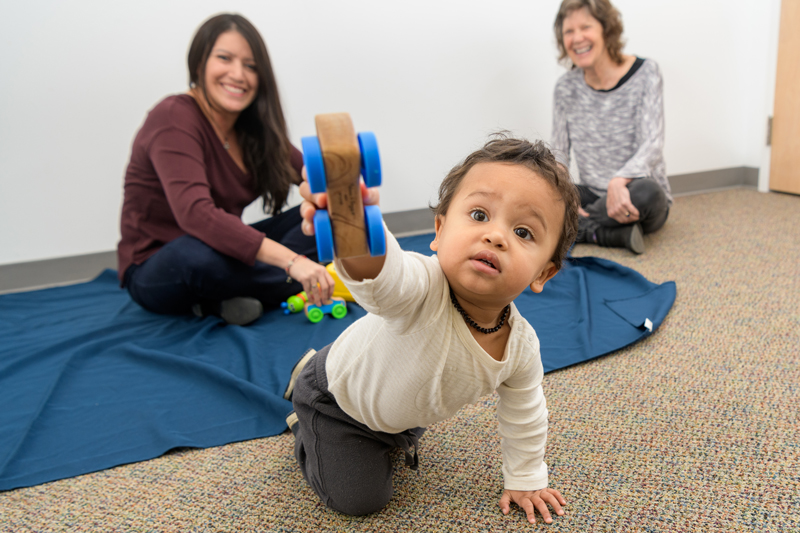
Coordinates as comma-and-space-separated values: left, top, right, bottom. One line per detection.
629, 179, 667, 209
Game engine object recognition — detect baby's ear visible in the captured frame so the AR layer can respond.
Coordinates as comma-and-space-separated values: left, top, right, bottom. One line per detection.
530, 262, 559, 293
430, 215, 445, 252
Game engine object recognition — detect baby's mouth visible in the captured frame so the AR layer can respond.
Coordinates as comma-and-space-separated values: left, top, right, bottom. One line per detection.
478, 258, 497, 270
473, 251, 500, 272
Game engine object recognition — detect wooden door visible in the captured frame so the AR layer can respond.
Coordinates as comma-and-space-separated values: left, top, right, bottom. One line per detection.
770, 0, 800, 194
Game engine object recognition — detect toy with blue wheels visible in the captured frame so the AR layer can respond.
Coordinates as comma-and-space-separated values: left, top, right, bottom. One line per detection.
301, 123, 385, 263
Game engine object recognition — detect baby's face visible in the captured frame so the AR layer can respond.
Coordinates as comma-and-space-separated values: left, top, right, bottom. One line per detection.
430, 162, 564, 308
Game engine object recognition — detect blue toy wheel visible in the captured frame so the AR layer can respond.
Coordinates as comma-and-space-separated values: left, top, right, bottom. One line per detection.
364, 205, 386, 257
358, 132, 382, 188
313, 210, 335, 263
301, 136, 327, 194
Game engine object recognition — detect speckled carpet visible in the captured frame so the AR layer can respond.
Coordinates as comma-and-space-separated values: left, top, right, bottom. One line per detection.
1, 188, 798, 532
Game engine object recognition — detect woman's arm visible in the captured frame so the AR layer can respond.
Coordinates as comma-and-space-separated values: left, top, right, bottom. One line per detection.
613, 62, 665, 181
254, 237, 333, 304
148, 103, 333, 302
607, 62, 665, 223
551, 82, 572, 171
149, 124, 266, 266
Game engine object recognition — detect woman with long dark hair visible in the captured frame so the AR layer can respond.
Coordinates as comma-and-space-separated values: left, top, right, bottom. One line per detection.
118, 14, 333, 325
552, 0, 670, 255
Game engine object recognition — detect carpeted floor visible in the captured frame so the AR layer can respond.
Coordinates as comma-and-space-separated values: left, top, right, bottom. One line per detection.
1, 188, 798, 532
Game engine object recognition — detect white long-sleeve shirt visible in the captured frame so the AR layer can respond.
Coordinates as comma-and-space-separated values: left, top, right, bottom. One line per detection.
329, 231, 549, 491
551, 58, 672, 205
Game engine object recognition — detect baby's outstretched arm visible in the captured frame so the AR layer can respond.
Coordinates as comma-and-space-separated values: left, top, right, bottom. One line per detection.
298, 176, 385, 281
499, 488, 566, 524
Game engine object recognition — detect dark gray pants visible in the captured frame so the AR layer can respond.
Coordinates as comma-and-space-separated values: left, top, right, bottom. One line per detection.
291, 345, 425, 516
578, 178, 670, 241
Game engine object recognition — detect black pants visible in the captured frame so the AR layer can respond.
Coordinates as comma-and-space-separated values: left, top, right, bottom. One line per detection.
124, 206, 318, 315
578, 178, 669, 241
291, 345, 425, 516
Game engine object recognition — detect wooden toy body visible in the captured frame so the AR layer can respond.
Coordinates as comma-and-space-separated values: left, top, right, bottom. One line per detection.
314, 113, 370, 259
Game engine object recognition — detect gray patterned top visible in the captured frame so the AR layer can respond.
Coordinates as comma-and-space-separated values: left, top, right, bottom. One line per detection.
551, 58, 671, 205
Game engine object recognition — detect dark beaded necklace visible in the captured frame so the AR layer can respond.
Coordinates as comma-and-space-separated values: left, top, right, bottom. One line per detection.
449, 289, 509, 335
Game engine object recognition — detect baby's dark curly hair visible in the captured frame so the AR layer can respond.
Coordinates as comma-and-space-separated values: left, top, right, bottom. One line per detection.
430, 135, 579, 271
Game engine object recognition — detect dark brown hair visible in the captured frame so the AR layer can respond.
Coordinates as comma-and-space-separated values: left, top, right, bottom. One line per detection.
188, 13, 297, 215
554, 0, 626, 67
430, 135, 579, 271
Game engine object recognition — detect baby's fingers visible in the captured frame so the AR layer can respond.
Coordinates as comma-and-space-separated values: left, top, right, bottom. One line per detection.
299, 201, 317, 236
537, 490, 566, 522
298, 181, 328, 209
533, 495, 556, 523
359, 182, 380, 207
520, 497, 538, 524
550, 488, 567, 507
498, 492, 512, 515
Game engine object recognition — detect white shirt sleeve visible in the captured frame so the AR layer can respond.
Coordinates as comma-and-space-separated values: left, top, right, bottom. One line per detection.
334, 229, 444, 335
496, 344, 549, 490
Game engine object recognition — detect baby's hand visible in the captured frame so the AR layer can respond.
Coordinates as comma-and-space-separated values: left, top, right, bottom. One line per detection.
499, 487, 566, 524
298, 167, 380, 237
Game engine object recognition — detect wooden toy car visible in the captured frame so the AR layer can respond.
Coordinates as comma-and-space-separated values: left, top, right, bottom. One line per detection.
301, 113, 385, 262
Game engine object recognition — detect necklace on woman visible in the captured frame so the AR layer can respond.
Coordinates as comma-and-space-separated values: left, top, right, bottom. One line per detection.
449, 289, 509, 335
195, 92, 231, 150
208, 115, 231, 150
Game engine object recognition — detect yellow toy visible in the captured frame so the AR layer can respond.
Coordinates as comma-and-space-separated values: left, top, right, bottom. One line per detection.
326, 263, 355, 302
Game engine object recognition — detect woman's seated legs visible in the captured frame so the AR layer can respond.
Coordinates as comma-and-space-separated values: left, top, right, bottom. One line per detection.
125, 206, 318, 315
626, 178, 669, 234
576, 179, 669, 253
580, 178, 669, 234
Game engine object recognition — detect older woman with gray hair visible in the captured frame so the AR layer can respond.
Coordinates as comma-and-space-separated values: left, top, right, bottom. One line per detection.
551, 0, 670, 254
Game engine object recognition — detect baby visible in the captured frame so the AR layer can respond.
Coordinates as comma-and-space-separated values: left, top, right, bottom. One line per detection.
287, 136, 579, 525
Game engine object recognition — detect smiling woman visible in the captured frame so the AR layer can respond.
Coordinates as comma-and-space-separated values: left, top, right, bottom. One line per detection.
116, 14, 334, 325
551, 0, 671, 255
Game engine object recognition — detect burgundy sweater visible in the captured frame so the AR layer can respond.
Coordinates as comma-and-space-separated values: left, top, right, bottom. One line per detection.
117, 94, 302, 285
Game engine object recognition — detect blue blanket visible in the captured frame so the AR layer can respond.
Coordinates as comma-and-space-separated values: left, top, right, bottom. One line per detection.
0, 234, 675, 490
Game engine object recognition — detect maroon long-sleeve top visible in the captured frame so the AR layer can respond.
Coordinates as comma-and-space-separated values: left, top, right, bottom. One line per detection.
117, 94, 302, 285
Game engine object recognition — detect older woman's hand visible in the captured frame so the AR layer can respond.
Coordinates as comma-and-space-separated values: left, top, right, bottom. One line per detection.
606, 177, 640, 224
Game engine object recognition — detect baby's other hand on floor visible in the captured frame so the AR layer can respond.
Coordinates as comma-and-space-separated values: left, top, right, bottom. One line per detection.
499, 487, 566, 524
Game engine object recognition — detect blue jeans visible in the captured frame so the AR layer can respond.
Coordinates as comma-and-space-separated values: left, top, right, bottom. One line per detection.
124, 206, 318, 315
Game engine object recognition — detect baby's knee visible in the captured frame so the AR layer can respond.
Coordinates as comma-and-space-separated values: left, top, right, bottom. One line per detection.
326, 484, 393, 516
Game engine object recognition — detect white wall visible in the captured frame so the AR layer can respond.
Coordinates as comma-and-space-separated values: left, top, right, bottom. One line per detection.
0, 0, 782, 266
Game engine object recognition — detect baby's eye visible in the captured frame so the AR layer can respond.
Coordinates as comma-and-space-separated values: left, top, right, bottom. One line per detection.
470, 210, 487, 222
515, 227, 533, 240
